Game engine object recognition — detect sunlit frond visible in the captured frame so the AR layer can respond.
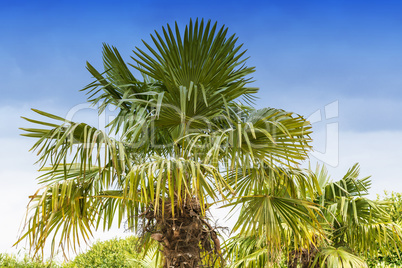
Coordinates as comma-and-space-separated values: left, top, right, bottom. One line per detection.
226, 193, 322, 260
15, 169, 131, 257
312, 246, 368, 268
225, 236, 270, 268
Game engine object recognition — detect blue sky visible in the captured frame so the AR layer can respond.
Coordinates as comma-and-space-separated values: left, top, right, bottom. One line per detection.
1, 0, 402, 131
1, 0, 402, 257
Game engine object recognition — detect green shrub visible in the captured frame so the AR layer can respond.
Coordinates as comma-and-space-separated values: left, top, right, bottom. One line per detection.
367, 253, 402, 268
0, 253, 60, 268
365, 191, 402, 268
0, 236, 142, 268
66, 236, 140, 268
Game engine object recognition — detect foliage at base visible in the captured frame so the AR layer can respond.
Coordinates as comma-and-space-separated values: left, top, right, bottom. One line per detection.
65, 236, 142, 268
0, 253, 60, 268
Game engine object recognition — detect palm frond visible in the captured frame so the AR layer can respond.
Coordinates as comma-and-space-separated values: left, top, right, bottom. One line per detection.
15, 167, 132, 257
312, 246, 368, 268
224, 235, 271, 268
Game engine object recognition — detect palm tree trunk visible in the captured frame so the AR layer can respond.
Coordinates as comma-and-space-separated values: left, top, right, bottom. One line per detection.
287, 243, 319, 268
144, 198, 221, 267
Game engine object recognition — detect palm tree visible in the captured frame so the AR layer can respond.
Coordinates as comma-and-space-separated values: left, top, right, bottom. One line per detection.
17, 19, 316, 267
309, 164, 402, 267
226, 164, 402, 268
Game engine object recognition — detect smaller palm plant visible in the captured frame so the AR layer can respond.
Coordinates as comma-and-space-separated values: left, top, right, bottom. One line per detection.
226, 164, 402, 268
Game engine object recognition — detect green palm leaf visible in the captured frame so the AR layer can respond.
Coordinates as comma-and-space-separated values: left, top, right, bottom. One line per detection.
312, 246, 368, 268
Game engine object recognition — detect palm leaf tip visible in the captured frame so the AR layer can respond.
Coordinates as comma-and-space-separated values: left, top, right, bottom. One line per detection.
132, 18, 256, 102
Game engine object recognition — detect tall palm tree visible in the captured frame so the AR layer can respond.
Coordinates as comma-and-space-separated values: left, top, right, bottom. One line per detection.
17, 19, 316, 267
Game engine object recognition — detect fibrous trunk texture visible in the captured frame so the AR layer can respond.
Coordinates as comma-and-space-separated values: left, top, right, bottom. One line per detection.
287, 243, 319, 268
141, 198, 221, 268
